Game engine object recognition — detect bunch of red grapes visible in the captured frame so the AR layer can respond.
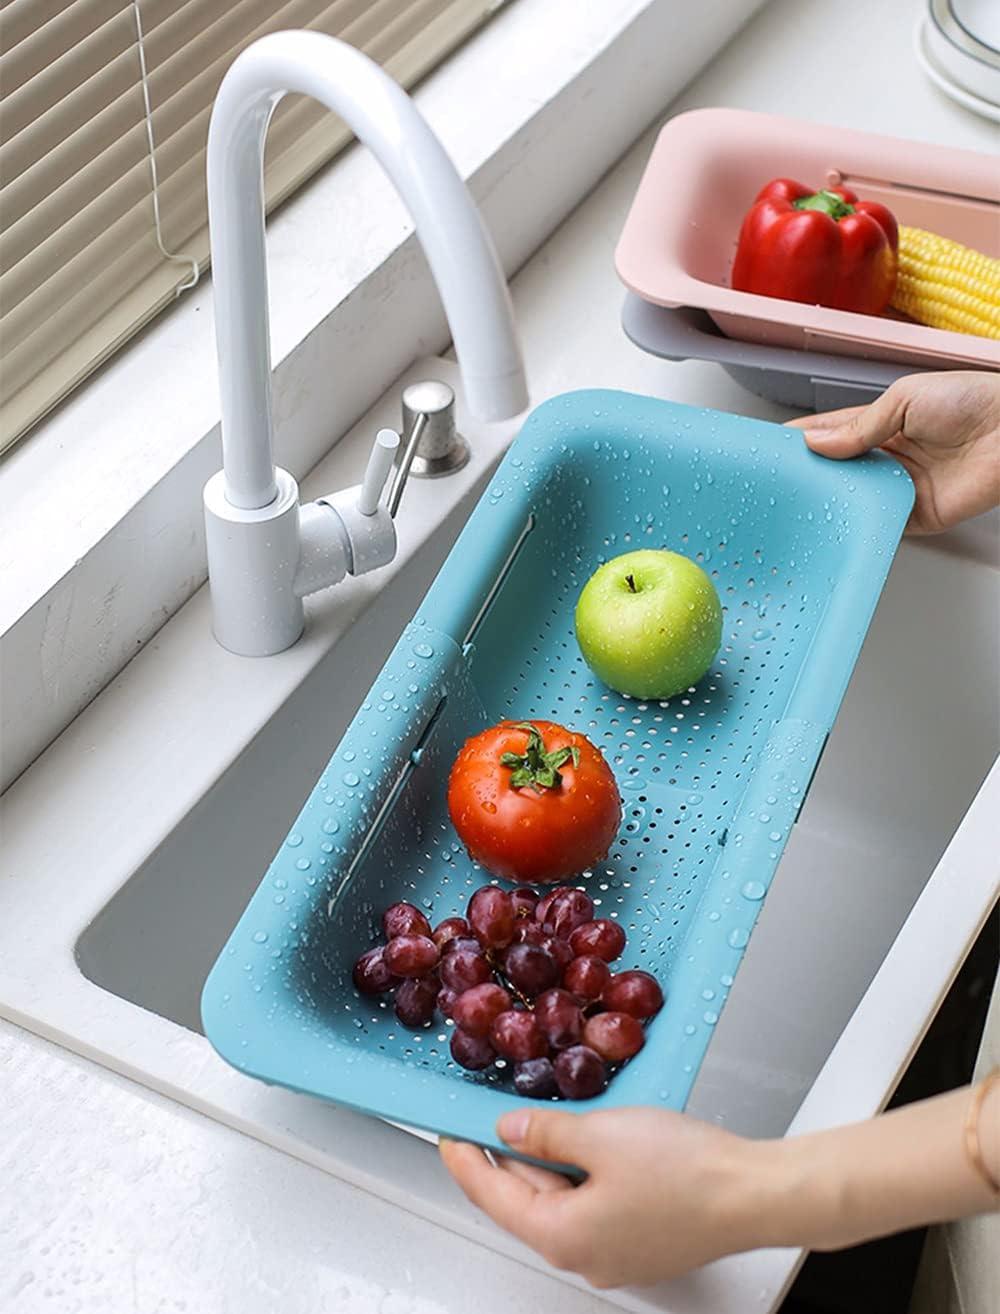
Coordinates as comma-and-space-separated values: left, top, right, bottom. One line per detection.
352, 883, 663, 1099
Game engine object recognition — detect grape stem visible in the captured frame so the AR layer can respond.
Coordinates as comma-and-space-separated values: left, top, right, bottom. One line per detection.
488, 951, 533, 1009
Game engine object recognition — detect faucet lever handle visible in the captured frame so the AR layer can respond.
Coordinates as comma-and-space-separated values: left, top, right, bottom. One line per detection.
358, 428, 401, 516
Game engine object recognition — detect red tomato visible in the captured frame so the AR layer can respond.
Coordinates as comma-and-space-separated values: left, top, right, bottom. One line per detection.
447, 720, 621, 884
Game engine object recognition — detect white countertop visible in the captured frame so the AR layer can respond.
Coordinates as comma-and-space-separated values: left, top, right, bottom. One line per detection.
1, 1019, 608, 1314
2, 2, 996, 1311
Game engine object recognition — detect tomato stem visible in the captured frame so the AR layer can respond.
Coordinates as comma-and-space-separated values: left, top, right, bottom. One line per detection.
500, 722, 580, 791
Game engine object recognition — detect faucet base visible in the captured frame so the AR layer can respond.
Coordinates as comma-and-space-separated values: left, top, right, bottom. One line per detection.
204, 468, 305, 657
205, 462, 399, 657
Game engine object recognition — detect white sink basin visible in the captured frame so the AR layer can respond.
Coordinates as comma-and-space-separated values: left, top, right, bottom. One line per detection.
2, 360, 997, 1314
74, 506, 466, 1039
76, 512, 999, 1137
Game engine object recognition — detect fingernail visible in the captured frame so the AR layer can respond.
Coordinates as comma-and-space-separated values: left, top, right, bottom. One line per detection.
498, 1110, 530, 1145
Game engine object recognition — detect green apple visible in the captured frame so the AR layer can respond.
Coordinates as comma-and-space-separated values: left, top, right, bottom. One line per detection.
575, 549, 723, 699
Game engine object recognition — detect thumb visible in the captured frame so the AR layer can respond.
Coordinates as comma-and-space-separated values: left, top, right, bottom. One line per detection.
497, 1106, 591, 1167
801, 379, 913, 460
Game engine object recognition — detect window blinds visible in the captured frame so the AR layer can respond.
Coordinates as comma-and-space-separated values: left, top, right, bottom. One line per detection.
0, 0, 505, 454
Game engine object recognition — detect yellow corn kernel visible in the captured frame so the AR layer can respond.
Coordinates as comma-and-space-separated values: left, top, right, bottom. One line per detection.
890, 226, 1000, 339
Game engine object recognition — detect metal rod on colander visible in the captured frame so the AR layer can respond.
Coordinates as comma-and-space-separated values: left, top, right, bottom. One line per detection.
327, 696, 449, 916
462, 513, 535, 647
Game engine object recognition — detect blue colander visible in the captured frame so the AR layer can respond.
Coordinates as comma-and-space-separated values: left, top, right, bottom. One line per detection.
202, 389, 913, 1155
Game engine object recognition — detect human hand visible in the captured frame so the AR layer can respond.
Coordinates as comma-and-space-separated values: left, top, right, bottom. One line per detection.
787, 370, 1000, 534
439, 1106, 777, 1289
441, 1083, 1000, 1291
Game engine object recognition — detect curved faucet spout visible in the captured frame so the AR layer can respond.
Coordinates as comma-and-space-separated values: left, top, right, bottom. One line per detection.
207, 30, 528, 511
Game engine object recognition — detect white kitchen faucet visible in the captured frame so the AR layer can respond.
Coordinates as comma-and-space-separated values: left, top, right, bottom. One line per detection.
202, 31, 528, 656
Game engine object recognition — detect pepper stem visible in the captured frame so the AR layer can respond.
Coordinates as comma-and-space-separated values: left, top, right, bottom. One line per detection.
792, 189, 855, 221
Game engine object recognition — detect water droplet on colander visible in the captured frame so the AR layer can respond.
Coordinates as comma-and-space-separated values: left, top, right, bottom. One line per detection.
759, 813, 770, 824
728, 928, 749, 949
286, 833, 303, 848
769, 830, 782, 842
322, 818, 339, 835
703, 1011, 718, 1025
413, 642, 434, 659
720, 973, 734, 987
343, 772, 360, 787
702, 988, 716, 1001
295, 857, 311, 871
707, 910, 720, 922
684, 1024, 696, 1036
274, 878, 287, 890
252, 930, 268, 944
274, 894, 286, 905
752, 628, 771, 641
321, 841, 333, 854
741, 880, 765, 901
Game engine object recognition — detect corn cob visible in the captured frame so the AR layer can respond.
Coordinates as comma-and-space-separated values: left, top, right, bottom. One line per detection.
890, 226, 1000, 339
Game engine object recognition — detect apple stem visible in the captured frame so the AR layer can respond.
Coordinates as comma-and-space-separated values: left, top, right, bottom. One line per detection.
625, 573, 638, 594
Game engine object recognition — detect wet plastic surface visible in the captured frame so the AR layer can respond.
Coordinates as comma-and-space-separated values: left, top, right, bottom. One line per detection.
203, 389, 913, 1154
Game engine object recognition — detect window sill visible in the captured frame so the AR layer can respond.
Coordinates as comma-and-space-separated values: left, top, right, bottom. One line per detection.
0, 0, 770, 792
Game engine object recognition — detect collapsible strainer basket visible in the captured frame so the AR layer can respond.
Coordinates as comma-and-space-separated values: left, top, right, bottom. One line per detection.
202, 390, 913, 1155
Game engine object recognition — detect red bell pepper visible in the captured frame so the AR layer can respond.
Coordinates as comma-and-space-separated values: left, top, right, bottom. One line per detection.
731, 178, 898, 315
